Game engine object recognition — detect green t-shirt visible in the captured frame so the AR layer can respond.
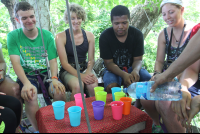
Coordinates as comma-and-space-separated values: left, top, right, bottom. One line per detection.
7, 27, 58, 74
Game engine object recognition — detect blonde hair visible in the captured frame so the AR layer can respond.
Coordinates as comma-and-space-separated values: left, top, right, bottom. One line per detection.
63, 3, 86, 24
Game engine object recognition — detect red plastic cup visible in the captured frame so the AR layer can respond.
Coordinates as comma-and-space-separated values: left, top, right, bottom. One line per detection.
74, 93, 86, 110
120, 97, 132, 115
110, 101, 124, 120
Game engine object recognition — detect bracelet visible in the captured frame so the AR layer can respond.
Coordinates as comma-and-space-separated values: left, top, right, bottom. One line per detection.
0, 69, 4, 72
51, 76, 58, 80
153, 71, 161, 76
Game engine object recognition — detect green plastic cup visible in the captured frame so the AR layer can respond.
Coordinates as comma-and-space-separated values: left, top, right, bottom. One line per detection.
96, 91, 107, 106
114, 92, 126, 101
94, 87, 104, 100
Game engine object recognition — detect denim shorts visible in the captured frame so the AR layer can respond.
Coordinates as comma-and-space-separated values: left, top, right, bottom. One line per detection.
102, 67, 151, 90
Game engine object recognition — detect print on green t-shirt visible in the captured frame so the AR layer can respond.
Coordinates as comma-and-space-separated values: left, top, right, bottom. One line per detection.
7, 27, 58, 74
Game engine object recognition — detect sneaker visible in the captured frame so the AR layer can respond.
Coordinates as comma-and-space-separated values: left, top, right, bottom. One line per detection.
152, 124, 164, 133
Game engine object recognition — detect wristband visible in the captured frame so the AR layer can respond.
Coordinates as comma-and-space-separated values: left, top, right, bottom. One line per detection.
0, 69, 4, 72
153, 71, 161, 76
51, 76, 58, 80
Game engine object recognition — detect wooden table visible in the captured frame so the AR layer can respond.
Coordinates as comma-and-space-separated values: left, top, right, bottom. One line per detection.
36, 94, 152, 133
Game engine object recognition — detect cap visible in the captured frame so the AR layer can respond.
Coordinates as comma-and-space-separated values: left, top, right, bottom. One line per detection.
160, 0, 183, 7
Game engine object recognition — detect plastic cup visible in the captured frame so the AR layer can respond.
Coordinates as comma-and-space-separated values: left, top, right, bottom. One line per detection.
111, 87, 122, 101
96, 91, 107, 106
52, 101, 65, 120
92, 101, 105, 120
67, 106, 82, 127
120, 97, 132, 115
114, 92, 126, 101
74, 93, 86, 110
94, 86, 104, 100
110, 101, 124, 120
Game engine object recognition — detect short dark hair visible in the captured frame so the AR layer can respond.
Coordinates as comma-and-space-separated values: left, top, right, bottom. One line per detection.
14, 2, 34, 18
111, 5, 130, 22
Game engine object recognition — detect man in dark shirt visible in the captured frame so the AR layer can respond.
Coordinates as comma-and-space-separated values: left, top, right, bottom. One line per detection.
99, 5, 151, 108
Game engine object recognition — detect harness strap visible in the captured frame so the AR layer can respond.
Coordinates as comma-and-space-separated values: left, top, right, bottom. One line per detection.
35, 70, 52, 105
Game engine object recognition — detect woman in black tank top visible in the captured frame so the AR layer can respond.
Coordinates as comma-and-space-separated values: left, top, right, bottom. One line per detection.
55, 3, 98, 101
140, 1, 198, 133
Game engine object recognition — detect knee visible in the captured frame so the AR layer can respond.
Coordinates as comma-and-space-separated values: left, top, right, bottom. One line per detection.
141, 100, 154, 109
157, 101, 172, 116
71, 83, 84, 94
11, 84, 20, 97
106, 83, 118, 93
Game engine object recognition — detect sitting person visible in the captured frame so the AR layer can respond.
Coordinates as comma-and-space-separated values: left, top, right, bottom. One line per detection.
141, 0, 198, 132
56, 3, 98, 101
7, 2, 66, 132
0, 43, 21, 102
151, 24, 200, 133
0, 92, 22, 133
99, 5, 151, 108
0, 42, 22, 132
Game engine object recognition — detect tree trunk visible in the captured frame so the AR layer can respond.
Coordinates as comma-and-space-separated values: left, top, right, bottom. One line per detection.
1, 0, 50, 31
130, 1, 162, 39
1, 0, 18, 30
27, 0, 50, 31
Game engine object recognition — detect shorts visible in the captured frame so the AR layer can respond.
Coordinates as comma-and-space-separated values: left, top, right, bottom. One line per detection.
188, 75, 200, 98
59, 69, 97, 86
102, 67, 151, 90
16, 72, 62, 95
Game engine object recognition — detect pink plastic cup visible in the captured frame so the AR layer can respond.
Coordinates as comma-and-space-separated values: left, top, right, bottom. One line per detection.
74, 93, 86, 110
110, 101, 124, 120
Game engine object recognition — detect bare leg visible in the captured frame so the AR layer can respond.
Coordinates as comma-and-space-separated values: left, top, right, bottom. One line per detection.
134, 99, 142, 109
48, 83, 66, 102
85, 81, 98, 97
106, 83, 119, 93
24, 89, 39, 131
0, 76, 22, 132
140, 100, 160, 125
67, 77, 84, 101
156, 101, 186, 133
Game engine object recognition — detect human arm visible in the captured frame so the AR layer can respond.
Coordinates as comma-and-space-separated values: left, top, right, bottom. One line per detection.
0, 46, 6, 82
151, 29, 200, 92
151, 30, 166, 79
171, 59, 200, 122
55, 32, 95, 84
49, 58, 65, 94
131, 56, 142, 82
10, 55, 36, 102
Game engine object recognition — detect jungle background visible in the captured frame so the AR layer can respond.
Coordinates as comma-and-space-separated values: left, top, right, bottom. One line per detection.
0, 0, 200, 131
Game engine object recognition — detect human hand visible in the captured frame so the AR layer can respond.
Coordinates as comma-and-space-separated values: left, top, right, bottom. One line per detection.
131, 70, 140, 82
85, 70, 98, 83
0, 92, 5, 116
150, 73, 173, 92
21, 83, 37, 102
123, 72, 134, 87
182, 96, 200, 131
0, 92, 6, 95
51, 79, 65, 95
171, 91, 191, 123
81, 73, 96, 85
0, 70, 5, 83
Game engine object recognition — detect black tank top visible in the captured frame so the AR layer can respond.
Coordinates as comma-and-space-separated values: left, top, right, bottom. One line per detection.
65, 29, 89, 63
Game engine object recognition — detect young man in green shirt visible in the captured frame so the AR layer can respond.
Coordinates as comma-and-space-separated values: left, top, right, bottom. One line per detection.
7, 2, 66, 132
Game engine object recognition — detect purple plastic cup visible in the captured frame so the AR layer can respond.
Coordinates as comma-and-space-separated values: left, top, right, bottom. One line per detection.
92, 101, 105, 120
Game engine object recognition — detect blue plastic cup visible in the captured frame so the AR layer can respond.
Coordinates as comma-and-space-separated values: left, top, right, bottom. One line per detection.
67, 106, 82, 127
111, 87, 122, 101
52, 101, 65, 120
92, 101, 105, 120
